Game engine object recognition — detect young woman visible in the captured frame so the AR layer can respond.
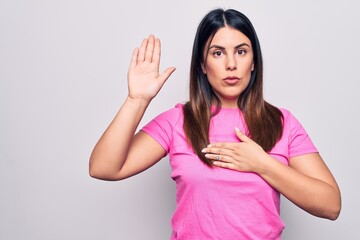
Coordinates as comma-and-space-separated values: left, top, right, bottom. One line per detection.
89, 8, 341, 239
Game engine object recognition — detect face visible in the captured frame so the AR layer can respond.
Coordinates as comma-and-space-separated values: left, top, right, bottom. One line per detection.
203, 26, 254, 108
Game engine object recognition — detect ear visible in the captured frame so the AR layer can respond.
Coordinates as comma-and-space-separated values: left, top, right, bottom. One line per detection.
251, 62, 254, 71
201, 64, 207, 74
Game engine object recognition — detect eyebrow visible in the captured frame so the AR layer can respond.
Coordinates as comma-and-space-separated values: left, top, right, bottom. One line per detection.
208, 43, 251, 50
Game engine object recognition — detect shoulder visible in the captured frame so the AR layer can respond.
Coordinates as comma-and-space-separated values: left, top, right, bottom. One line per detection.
154, 103, 184, 122
146, 103, 184, 130
142, 103, 184, 135
141, 104, 184, 153
278, 108, 299, 126
278, 108, 310, 139
278, 107, 291, 118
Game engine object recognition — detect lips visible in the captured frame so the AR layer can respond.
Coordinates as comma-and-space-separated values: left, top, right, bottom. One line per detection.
223, 76, 240, 85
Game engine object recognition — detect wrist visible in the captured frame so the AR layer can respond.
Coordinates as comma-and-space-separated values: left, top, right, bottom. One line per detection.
126, 96, 152, 107
255, 153, 277, 176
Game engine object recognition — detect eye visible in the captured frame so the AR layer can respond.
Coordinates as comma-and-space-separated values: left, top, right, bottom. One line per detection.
212, 50, 223, 57
237, 49, 246, 55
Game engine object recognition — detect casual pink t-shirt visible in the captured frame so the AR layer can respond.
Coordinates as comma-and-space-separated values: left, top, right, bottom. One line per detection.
141, 104, 318, 240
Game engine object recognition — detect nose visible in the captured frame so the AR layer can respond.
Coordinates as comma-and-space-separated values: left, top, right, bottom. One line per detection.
226, 55, 237, 71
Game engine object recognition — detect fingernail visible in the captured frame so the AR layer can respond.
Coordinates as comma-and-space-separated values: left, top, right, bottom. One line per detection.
201, 148, 206, 153
235, 127, 240, 132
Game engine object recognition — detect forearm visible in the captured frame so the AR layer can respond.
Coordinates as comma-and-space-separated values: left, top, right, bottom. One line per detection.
258, 155, 341, 220
89, 97, 150, 179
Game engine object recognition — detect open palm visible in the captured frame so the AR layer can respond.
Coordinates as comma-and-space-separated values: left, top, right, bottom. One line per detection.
127, 35, 175, 101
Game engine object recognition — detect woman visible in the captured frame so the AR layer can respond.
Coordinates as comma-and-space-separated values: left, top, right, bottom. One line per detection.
89, 8, 341, 239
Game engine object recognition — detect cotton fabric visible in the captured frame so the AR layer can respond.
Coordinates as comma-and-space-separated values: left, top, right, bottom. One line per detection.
142, 104, 318, 240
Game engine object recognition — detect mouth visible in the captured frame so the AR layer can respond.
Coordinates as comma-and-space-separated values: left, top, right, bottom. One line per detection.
223, 76, 240, 85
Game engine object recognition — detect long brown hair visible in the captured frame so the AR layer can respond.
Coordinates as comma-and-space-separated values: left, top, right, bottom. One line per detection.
183, 9, 283, 166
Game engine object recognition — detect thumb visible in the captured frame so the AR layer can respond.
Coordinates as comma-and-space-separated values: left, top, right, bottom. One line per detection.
158, 67, 176, 84
235, 127, 250, 142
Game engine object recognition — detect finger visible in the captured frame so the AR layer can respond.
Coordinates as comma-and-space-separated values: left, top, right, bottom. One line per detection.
212, 160, 236, 170
129, 47, 139, 69
204, 153, 231, 163
235, 127, 250, 143
137, 38, 148, 63
145, 34, 155, 62
152, 38, 161, 66
202, 146, 228, 155
158, 67, 176, 85
206, 154, 222, 161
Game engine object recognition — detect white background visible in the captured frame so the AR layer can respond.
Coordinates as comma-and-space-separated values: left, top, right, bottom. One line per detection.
1, 0, 359, 239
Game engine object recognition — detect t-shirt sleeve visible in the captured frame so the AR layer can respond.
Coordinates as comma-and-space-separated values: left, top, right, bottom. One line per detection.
285, 110, 318, 158
141, 104, 182, 153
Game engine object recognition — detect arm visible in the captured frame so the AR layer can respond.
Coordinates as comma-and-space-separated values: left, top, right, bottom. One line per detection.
89, 35, 176, 181
202, 128, 341, 220
260, 152, 341, 220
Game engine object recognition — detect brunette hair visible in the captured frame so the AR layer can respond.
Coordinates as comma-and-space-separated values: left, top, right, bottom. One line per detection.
183, 8, 283, 166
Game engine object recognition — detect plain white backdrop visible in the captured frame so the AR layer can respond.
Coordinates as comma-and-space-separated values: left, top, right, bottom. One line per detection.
1, 0, 359, 239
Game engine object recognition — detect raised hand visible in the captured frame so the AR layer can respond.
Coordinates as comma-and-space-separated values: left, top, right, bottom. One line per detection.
127, 34, 176, 102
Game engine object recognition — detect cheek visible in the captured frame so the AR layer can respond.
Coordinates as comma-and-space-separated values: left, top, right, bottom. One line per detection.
204, 61, 216, 74
206, 68, 217, 79
206, 74, 218, 88
241, 60, 254, 74
204, 64, 220, 81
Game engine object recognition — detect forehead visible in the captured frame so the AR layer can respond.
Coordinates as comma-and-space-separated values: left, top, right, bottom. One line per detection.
209, 26, 251, 46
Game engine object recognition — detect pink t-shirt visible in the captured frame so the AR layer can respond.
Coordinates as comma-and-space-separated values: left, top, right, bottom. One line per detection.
142, 104, 318, 240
